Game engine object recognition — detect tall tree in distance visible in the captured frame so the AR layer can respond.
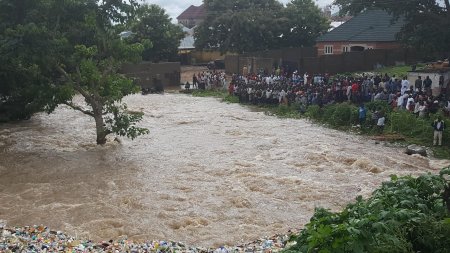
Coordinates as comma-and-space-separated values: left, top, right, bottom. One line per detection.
195, 0, 330, 53
333, 0, 450, 54
195, 0, 285, 53
279, 0, 330, 48
129, 4, 184, 62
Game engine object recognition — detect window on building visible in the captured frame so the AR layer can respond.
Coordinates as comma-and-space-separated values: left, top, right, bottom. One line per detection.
342, 46, 349, 53
324, 45, 333, 55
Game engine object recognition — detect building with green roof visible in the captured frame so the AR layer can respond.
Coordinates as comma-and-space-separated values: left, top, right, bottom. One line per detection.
316, 9, 405, 56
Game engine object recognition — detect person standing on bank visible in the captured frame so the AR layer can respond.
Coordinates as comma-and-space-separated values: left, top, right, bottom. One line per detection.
432, 116, 445, 146
415, 76, 423, 92
377, 111, 385, 134
358, 104, 367, 127
192, 74, 198, 89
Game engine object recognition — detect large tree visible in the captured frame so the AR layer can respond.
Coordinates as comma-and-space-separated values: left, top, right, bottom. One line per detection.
194, 0, 329, 53
0, 0, 62, 121
0, 0, 150, 144
129, 4, 184, 62
333, 0, 450, 54
278, 0, 330, 48
195, 0, 285, 53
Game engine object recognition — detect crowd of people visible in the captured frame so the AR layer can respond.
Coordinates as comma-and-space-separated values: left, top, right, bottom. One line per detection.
183, 68, 449, 145
185, 71, 227, 90
221, 68, 449, 146
226, 70, 450, 119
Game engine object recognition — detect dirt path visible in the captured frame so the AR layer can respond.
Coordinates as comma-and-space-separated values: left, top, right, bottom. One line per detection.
180, 66, 209, 84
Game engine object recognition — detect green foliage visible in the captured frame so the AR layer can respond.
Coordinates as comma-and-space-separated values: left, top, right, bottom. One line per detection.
0, 13, 65, 120
303, 102, 450, 158
286, 168, 450, 253
129, 4, 184, 62
191, 90, 227, 98
279, 0, 330, 48
267, 104, 302, 119
0, 0, 151, 144
373, 65, 423, 79
387, 110, 430, 141
305, 105, 322, 120
334, 103, 358, 126
195, 0, 329, 53
306, 103, 358, 128
386, 111, 450, 148
105, 103, 149, 140
191, 90, 240, 104
223, 95, 240, 104
365, 100, 392, 114
333, 0, 450, 53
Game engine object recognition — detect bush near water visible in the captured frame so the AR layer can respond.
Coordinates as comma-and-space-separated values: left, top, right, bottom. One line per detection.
284, 168, 450, 253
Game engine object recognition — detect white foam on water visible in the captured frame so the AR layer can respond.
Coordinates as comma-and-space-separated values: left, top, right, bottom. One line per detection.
0, 93, 449, 247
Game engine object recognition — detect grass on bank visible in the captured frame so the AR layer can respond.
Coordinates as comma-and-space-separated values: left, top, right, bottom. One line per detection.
190, 89, 239, 104
374, 64, 421, 77
339, 64, 426, 78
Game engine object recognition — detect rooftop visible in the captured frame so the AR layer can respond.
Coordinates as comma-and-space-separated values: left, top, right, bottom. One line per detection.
317, 9, 404, 42
177, 5, 205, 20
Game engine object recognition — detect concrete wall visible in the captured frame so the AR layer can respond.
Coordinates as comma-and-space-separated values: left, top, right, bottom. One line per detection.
180, 51, 229, 65
225, 56, 273, 75
226, 48, 419, 75
243, 47, 317, 62
191, 51, 225, 64
316, 41, 402, 56
121, 62, 181, 90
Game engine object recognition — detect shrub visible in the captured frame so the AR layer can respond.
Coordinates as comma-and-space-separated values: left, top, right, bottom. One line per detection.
284, 168, 450, 253
305, 105, 322, 121
365, 100, 393, 114
223, 95, 239, 104
387, 111, 430, 141
322, 105, 336, 125
332, 103, 358, 127
272, 104, 301, 118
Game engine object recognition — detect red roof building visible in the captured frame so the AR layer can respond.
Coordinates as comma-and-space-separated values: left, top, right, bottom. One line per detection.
177, 5, 205, 29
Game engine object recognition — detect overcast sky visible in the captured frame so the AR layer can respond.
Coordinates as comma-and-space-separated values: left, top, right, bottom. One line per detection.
143, 0, 335, 22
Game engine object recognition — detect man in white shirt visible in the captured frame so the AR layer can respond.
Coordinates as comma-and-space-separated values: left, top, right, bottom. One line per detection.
279, 89, 286, 104
401, 77, 410, 95
346, 85, 352, 102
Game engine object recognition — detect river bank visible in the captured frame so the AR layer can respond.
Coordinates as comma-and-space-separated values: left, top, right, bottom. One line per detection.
0, 223, 295, 252
186, 90, 450, 160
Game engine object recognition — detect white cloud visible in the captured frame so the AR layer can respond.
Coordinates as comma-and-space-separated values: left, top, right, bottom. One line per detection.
142, 0, 334, 22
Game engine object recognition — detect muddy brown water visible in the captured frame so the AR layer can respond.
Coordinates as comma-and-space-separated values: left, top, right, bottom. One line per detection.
0, 93, 449, 247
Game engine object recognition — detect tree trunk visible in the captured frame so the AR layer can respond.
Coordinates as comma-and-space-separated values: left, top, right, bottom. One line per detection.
92, 102, 108, 145
94, 114, 107, 145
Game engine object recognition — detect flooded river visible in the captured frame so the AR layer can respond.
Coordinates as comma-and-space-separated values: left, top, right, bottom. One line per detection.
0, 93, 448, 247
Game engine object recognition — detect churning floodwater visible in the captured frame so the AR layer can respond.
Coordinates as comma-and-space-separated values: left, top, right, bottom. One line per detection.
0, 93, 448, 247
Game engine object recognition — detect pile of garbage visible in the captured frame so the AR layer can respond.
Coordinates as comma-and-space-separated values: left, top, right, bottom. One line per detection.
0, 222, 298, 252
